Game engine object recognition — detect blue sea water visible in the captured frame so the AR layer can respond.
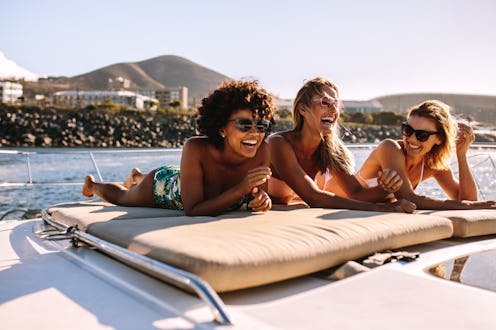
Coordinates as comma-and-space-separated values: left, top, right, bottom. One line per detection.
0, 148, 182, 219
1, 145, 496, 219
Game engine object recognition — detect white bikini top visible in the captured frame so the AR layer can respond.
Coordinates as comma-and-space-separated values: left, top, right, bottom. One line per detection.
324, 169, 332, 185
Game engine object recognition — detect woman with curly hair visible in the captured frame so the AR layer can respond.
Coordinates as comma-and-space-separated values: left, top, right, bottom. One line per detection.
267, 77, 416, 212
82, 80, 276, 216
355, 100, 496, 209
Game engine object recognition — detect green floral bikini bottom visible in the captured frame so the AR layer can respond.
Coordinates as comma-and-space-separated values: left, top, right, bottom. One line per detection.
153, 165, 183, 210
152, 165, 246, 211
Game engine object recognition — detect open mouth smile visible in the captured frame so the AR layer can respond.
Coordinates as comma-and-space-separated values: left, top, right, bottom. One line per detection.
321, 116, 336, 126
241, 139, 258, 147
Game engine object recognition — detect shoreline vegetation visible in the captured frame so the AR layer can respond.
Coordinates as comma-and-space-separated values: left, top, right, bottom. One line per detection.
1, 105, 496, 148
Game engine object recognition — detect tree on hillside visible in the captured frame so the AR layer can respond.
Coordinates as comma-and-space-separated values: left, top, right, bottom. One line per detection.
371, 111, 405, 125
277, 108, 292, 120
169, 100, 182, 109
346, 112, 373, 124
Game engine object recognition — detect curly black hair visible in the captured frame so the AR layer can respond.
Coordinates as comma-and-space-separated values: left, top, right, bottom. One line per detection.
196, 79, 276, 148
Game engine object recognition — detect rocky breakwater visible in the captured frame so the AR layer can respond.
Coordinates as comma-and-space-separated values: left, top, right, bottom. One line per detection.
339, 125, 496, 143
1, 106, 493, 148
0, 106, 197, 148
0, 106, 419, 148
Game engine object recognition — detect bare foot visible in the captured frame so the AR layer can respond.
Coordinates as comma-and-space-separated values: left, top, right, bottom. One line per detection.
82, 175, 95, 197
123, 168, 143, 188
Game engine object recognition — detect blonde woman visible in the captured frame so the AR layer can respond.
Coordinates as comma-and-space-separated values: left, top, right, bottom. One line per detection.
355, 100, 496, 209
267, 77, 415, 212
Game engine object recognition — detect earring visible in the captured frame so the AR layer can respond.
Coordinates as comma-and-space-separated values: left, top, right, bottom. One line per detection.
220, 133, 225, 138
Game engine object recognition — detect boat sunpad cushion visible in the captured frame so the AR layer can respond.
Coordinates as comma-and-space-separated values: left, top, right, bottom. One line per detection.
419, 209, 496, 238
46, 201, 184, 231
46, 202, 454, 292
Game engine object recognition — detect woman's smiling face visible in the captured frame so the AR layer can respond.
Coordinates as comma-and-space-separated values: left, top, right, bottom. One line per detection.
403, 115, 442, 156
306, 86, 340, 134
220, 108, 266, 159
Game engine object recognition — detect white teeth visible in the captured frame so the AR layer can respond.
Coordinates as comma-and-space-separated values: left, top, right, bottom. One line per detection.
321, 117, 334, 124
409, 143, 420, 149
242, 140, 257, 146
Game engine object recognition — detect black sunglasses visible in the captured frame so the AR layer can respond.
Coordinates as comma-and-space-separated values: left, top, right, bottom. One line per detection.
401, 122, 440, 142
230, 118, 271, 133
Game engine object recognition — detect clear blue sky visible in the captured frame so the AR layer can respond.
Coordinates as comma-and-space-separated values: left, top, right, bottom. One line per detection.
1, 0, 495, 100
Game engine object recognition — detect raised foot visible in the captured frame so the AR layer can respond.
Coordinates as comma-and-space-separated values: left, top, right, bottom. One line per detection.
123, 168, 143, 188
82, 175, 95, 197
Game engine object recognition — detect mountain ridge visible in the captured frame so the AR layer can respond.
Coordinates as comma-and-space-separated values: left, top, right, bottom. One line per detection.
6, 52, 496, 122
373, 93, 496, 122
23, 55, 231, 103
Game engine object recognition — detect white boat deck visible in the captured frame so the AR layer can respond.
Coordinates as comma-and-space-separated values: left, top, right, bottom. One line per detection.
2, 218, 496, 330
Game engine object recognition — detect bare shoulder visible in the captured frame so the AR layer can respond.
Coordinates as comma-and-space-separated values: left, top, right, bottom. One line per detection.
377, 138, 402, 151
183, 136, 210, 151
182, 136, 214, 160
267, 132, 286, 143
267, 131, 293, 150
372, 139, 403, 156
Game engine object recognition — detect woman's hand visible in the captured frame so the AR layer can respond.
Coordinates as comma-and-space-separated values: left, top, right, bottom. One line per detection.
248, 187, 272, 212
465, 200, 496, 209
384, 198, 416, 213
377, 168, 403, 194
456, 122, 475, 157
238, 167, 272, 195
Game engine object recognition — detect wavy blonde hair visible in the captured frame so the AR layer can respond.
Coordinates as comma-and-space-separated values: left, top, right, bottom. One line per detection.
407, 100, 457, 170
293, 77, 354, 175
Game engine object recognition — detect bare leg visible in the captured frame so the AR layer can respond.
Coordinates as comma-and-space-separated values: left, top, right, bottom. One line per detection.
82, 172, 157, 207
123, 168, 145, 188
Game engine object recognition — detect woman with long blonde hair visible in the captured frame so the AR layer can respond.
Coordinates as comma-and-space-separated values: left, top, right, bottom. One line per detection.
355, 100, 496, 209
268, 77, 415, 212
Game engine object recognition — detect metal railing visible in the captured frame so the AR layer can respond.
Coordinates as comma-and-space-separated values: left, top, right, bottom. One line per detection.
41, 208, 232, 325
0, 148, 179, 186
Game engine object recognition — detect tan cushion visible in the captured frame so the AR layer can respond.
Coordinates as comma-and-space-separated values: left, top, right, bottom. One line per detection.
420, 209, 496, 237
46, 201, 183, 231
47, 202, 454, 292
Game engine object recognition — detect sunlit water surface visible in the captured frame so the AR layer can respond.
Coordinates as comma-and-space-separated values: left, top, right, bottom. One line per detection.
1, 145, 495, 219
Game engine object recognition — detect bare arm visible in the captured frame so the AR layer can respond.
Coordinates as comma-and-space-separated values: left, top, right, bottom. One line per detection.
376, 140, 495, 209
433, 122, 477, 201
331, 169, 401, 203
454, 122, 478, 200
268, 135, 415, 213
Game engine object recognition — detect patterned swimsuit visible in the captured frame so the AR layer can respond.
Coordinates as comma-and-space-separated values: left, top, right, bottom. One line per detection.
153, 166, 183, 210
152, 165, 246, 211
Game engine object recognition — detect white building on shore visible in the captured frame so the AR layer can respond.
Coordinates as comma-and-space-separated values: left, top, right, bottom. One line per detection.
53, 90, 158, 110
154, 86, 188, 110
342, 100, 383, 113
0, 81, 23, 104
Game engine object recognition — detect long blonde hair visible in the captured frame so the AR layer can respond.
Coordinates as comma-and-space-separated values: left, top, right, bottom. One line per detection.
407, 100, 457, 170
293, 77, 354, 175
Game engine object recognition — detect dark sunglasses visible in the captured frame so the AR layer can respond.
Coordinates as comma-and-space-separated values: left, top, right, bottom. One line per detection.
401, 122, 440, 142
230, 118, 271, 133
313, 96, 339, 109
